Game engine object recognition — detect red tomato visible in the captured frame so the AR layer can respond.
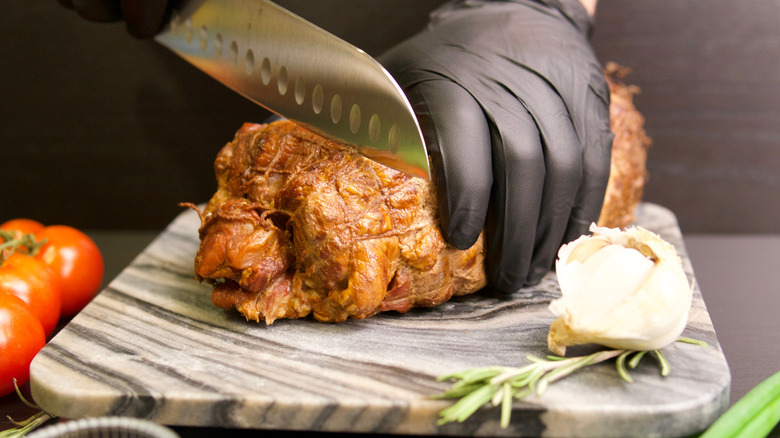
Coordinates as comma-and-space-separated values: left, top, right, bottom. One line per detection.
35, 226, 104, 316
0, 293, 46, 397
0, 218, 45, 235
0, 253, 62, 337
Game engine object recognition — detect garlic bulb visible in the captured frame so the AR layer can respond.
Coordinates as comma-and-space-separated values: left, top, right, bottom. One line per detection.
547, 224, 692, 356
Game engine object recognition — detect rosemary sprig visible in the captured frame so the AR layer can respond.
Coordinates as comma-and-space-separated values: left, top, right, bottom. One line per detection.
435, 338, 707, 428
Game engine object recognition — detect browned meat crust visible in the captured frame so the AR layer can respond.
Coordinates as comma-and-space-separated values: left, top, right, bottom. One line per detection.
597, 63, 652, 228
192, 122, 486, 324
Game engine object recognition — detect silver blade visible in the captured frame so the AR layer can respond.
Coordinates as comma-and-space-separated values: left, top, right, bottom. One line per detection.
155, 0, 430, 179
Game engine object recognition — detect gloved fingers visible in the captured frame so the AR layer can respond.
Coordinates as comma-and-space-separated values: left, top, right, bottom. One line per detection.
378, 0, 609, 293
404, 80, 492, 249
120, 0, 171, 38
511, 80, 584, 285
71, 0, 121, 22
526, 127, 583, 283
484, 105, 545, 293
562, 86, 614, 246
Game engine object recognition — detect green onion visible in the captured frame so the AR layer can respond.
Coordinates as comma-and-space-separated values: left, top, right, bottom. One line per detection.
700, 370, 780, 438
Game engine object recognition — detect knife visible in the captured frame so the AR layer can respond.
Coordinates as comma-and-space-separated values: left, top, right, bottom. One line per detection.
155, 0, 430, 179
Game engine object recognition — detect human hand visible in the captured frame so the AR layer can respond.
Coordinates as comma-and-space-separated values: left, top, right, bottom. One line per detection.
380, 0, 613, 293
56, 0, 173, 38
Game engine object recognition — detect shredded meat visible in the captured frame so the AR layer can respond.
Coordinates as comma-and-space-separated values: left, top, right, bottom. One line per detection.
191, 65, 649, 324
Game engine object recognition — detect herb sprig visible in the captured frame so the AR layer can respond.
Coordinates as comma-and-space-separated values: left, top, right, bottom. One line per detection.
435, 338, 707, 428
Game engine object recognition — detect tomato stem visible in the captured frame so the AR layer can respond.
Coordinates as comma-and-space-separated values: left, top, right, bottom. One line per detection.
0, 412, 53, 437
0, 380, 57, 437
0, 231, 47, 264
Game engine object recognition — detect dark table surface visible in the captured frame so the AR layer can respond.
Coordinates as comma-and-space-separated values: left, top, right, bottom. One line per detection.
2, 231, 779, 437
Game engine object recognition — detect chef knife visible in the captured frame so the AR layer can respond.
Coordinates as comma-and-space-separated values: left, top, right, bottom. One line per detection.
155, 0, 430, 179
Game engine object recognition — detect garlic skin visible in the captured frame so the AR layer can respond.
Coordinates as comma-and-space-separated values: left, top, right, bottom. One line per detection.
548, 224, 692, 356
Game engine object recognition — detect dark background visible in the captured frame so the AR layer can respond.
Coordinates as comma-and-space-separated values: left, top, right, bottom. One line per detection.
1, 0, 778, 232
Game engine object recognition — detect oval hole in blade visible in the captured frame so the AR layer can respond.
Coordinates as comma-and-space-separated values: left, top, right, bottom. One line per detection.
278, 66, 288, 95
229, 41, 239, 66
349, 104, 361, 134
369, 114, 381, 143
312, 85, 324, 115
184, 18, 193, 43
260, 57, 271, 85
214, 33, 223, 57
245, 50, 255, 75
295, 76, 306, 105
170, 10, 181, 32
331, 94, 342, 124
198, 26, 208, 51
388, 124, 400, 154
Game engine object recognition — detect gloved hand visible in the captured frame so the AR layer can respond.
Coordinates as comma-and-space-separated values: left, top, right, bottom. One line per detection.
379, 0, 613, 293
56, 0, 174, 38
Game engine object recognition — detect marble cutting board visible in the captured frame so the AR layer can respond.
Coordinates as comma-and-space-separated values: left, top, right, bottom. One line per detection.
29, 203, 730, 437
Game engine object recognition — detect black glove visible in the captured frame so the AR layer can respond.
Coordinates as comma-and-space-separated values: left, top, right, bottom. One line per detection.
56, 0, 174, 38
379, 0, 613, 293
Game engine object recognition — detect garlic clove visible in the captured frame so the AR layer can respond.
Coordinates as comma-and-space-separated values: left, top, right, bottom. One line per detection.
548, 224, 692, 356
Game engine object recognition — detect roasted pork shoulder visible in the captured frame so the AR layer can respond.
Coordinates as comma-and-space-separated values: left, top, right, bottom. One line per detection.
190, 121, 486, 324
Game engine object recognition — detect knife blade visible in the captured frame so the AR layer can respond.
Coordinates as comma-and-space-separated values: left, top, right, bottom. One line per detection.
155, 0, 430, 179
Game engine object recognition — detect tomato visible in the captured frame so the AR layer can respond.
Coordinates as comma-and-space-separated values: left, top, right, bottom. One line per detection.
0, 253, 62, 337
0, 219, 45, 236
0, 293, 46, 397
35, 226, 104, 316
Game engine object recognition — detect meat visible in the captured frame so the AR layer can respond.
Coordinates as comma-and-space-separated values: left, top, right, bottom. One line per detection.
191, 122, 486, 324
191, 66, 650, 324
597, 63, 652, 228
